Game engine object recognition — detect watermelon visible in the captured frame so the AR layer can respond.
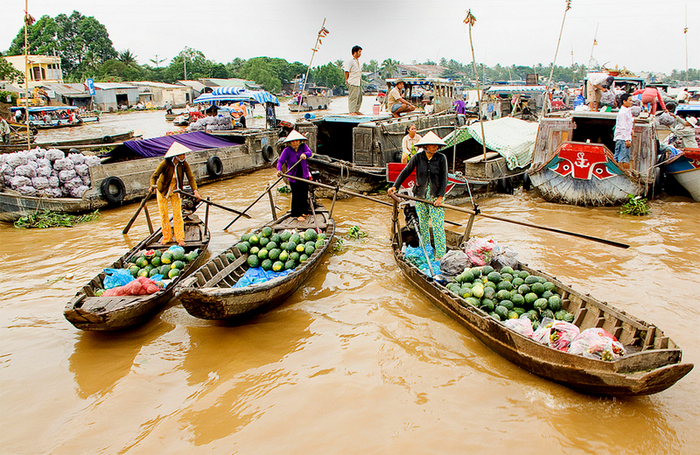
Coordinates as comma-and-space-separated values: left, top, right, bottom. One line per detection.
168, 268, 180, 279
524, 292, 539, 306
226, 252, 236, 262
501, 266, 514, 275
534, 298, 549, 311
483, 287, 496, 300
161, 252, 173, 264
270, 233, 281, 244
295, 243, 306, 253
241, 233, 252, 242
160, 264, 171, 276
496, 290, 512, 301
272, 261, 284, 272
497, 280, 513, 291
279, 251, 289, 262
266, 241, 278, 251
299, 254, 309, 263
138, 268, 149, 277
285, 242, 296, 252
185, 251, 198, 262
304, 228, 318, 241
148, 268, 160, 278
471, 286, 484, 299
531, 282, 545, 296
494, 305, 509, 319
289, 252, 300, 262
262, 226, 273, 238
172, 260, 185, 270
315, 239, 325, 249
544, 281, 556, 292
257, 248, 269, 260
249, 235, 259, 245
250, 246, 260, 255
500, 273, 513, 282
269, 248, 281, 261
518, 284, 531, 295
480, 299, 495, 312
482, 265, 494, 275
512, 277, 524, 287
500, 300, 514, 311
173, 249, 186, 261
290, 233, 301, 244
247, 255, 260, 268
487, 271, 501, 283
511, 293, 525, 307
548, 295, 562, 312
305, 245, 315, 256
518, 270, 530, 279
153, 250, 162, 258
261, 259, 273, 271
563, 312, 574, 323
465, 297, 480, 307
151, 256, 162, 267
524, 275, 539, 285
259, 237, 270, 248
128, 265, 139, 277
489, 312, 502, 322
507, 311, 519, 320
135, 256, 149, 268
317, 233, 327, 241
284, 259, 296, 270
280, 231, 292, 242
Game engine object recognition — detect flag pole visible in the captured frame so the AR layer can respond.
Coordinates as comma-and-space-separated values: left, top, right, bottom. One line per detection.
300, 18, 328, 97
24, 0, 32, 150
464, 10, 487, 162
541, 0, 572, 119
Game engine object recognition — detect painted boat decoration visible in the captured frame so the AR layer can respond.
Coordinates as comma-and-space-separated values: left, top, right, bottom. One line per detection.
664, 148, 700, 201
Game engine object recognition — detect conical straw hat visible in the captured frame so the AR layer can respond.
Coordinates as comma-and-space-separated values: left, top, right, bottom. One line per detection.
164, 141, 191, 158
415, 131, 446, 147
283, 130, 309, 142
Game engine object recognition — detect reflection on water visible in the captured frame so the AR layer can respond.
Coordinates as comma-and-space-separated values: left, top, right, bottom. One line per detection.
1, 112, 699, 453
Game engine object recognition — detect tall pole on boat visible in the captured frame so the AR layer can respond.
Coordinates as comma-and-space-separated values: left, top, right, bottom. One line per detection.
684, 5, 689, 88
24, 0, 33, 150
464, 10, 487, 162
300, 19, 329, 97
588, 23, 599, 69
541, 0, 572, 120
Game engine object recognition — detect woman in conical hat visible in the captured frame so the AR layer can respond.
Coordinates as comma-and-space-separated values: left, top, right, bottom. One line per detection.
277, 130, 313, 221
150, 142, 201, 245
388, 131, 448, 258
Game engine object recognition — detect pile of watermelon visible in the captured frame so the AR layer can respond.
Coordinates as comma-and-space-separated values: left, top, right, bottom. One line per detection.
232, 227, 328, 273
445, 265, 574, 330
125, 246, 200, 281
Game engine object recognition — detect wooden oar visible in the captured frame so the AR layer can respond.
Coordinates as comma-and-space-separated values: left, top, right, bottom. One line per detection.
278, 172, 463, 227
393, 192, 630, 249
174, 190, 252, 218
122, 187, 155, 235
224, 158, 303, 230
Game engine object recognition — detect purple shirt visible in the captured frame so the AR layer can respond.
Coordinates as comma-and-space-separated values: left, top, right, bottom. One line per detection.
277, 143, 313, 182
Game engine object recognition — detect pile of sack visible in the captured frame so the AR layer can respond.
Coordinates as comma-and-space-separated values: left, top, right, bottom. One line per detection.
187, 115, 234, 132
0, 148, 101, 198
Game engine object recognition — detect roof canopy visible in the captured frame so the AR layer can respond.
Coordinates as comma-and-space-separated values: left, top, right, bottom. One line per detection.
11, 106, 78, 112
193, 88, 279, 106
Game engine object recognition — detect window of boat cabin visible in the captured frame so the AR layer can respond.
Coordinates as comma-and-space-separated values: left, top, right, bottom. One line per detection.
570, 115, 616, 153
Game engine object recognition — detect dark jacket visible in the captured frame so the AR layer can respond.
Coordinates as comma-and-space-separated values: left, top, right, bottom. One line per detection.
392, 151, 448, 199
150, 159, 197, 194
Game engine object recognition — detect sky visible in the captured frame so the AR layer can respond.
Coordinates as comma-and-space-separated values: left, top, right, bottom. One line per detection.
1, 0, 697, 76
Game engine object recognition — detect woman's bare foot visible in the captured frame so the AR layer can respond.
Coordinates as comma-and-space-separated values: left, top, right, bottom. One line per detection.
297, 216, 305, 221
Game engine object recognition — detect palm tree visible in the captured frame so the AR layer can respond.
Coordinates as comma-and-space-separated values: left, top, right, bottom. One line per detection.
118, 49, 137, 66
380, 59, 399, 79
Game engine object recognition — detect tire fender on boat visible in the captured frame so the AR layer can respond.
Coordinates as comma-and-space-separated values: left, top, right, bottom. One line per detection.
101, 176, 126, 205
207, 156, 224, 177
102, 135, 113, 144
261, 145, 274, 162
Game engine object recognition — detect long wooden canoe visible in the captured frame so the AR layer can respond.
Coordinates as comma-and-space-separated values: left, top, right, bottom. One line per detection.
390, 219, 692, 396
176, 206, 335, 320
64, 213, 210, 331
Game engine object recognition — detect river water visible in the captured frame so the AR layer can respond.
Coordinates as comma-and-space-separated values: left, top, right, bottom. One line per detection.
1, 99, 699, 454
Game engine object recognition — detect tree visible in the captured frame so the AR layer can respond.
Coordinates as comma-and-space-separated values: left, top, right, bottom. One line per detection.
0, 53, 24, 84
311, 62, 345, 91
380, 58, 399, 79
118, 49, 137, 66
362, 59, 379, 73
7, 11, 117, 80
166, 47, 210, 81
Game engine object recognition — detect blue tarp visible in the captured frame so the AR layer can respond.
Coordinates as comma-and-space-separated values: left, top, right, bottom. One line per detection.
106, 132, 243, 158
233, 266, 293, 288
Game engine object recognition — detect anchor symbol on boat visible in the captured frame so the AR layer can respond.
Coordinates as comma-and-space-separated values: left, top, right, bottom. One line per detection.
574, 152, 589, 168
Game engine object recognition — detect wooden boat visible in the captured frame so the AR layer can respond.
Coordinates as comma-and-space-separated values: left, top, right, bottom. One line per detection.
0, 129, 281, 222
0, 130, 137, 154
288, 89, 331, 112
176, 205, 334, 320
64, 213, 210, 331
528, 111, 660, 206
10, 106, 99, 130
389, 205, 693, 396
664, 148, 700, 201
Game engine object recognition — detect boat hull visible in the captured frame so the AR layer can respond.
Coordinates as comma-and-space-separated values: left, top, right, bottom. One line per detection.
64, 214, 210, 331
390, 225, 692, 396
177, 208, 335, 320
665, 149, 700, 201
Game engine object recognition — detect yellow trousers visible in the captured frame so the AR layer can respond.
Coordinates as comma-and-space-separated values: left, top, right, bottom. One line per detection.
156, 190, 185, 244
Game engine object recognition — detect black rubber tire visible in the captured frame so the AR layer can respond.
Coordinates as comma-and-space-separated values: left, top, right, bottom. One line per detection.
523, 172, 531, 191
206, 156, 223, 177
261, 145, 273, 162
101, 176, 126, 205
102, 135, 113, 144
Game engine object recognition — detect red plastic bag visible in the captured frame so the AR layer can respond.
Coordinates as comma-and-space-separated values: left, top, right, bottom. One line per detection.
568, 328, 626, 361
532, 318, 580, 351
102, 276, 162, 296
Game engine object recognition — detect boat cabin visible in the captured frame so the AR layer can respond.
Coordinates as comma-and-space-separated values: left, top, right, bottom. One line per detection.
480, 85, 548, 121
385, 77, 458, 114
289, 86, 331, 112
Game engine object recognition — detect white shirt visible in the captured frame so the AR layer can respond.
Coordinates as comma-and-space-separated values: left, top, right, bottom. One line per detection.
343, 58, 361, 86
614, 106, 634, 141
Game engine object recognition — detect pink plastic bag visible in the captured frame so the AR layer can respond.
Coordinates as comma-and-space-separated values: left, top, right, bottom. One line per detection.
505, 317, 534, 337
568, 328, 626, 361
463, 237, 499, 266
102, 276, 162, 296
532, 318, 580, 351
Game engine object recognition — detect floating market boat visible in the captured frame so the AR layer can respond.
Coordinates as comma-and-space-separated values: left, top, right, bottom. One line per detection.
0, 130, 138, 154
10, 106, 100, 129
64, 212, 210, 331
527, 111, 660, 206
664, 148, 700, 201
480, 84, 549, 121
288, 86, 332, 112
389, 202, 693, 396
176, 204, 335, 320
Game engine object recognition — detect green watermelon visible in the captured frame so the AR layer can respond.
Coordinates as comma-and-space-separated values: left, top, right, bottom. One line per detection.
284, 259, 296, 270
168, 268, 180, 279
279, 251, 289, 262
257, 248, 269, 260
266, 241, 278, 251
548, 295, 562, 312
290, 233, 301, 244
465, 297, 480, 307
480, 299, 495, 312
135, 256, 149, 268
500, 266, 514, 275
289, 252, 300, 262
270, 233, 281, 244
512, 277, 524, 287
261, 259, 273, 271
241, 233, 252, 242
531, 282, 545, 295
280, 231, 292, 242
305, 245, 315, 256
295, 243, 306, 253
487, 271, 501, 283
160, 264, 171, 276
500, 300, 514, 311
138, 268, 149, 278
269, 248, 281, 261
489, 312, 502, 322
161, 252, 174, 264
315, 239, 325, 249
272, 261, 284, 272
285, 242, 296, 252
249, 235, 259, 245
304, 228, 318, 241
534, 298, 548, 311
494, 305, 509, 319
149, 268, 160, 278
500, 273, 513, 282
128, 265, 139, 277
299, 254, 309, 263
173, 249, 186, 261
172, 260, 185, 270
262, 226, 273, 238
259, 237, 270, 248
250, 246, 260, 255
524, 275, 539, 285
226, 252, 236, 262
496, 290, 512, 301
497, 280, 513, 291
524, 292, 539, 306
151, 256, 162, 267
317, 233, 327, 241
481, 265, 494, 275
247, 255, 260, 268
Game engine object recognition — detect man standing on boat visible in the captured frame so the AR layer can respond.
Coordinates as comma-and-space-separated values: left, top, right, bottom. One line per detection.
613, 93, 634, 169
0, 115, 10, 145
344, 45, 363, 115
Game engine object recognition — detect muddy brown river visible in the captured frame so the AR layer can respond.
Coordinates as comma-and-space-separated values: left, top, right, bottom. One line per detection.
1, 105, 699, 454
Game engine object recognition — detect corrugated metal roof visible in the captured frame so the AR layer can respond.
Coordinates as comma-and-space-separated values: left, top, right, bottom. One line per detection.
442, 117, 539, 169
40, 83, 89, 96
129, 81, 187, 89
93, 82, 137, 90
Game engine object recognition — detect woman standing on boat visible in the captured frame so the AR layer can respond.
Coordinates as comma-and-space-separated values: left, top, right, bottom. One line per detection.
150, 142, 201, 246
401, 123, 422, 163
388, 131, 448, 259
277, 130, 313, 221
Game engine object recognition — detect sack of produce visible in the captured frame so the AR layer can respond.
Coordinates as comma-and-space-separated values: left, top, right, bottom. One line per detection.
103, 276, 162, 296
439, 249, 470, 276
48, 175, 60, 188
68, 153, 86, 165
70, 185, 89, 198
31, 176, 49, 190
85, 155, 101, 167
17, 185, 37, 196
6, 153, 27, 168
14, 164, 36, 178
54, 157, 75, 171
568, 328, 626, 361
505, 317, 534, 337
58, 169, 77, 183
74, 163, 90, 177
532, 318, 580, 351
494, 246, 519, 269
463, 237, 499, 266
658, 112, 675, 127
11, 175, 32, 189
24, 149, 37, 161
45, 148, 65, 162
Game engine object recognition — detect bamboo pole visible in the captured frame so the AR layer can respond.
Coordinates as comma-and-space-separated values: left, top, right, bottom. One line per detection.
24, 0, 31, 150
541, 0, 572, 119
464, 10, 487, 162
300, 19, 327, 97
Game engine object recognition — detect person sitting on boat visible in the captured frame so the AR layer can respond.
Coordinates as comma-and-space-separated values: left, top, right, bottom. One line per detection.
401, 123, 422, 164
277, 130, 313, 221
613, 93, 634, 170
388, 80, 415, 118
230, 102, 247, 128
150, 142, 201, 246
388, 131, 448, 259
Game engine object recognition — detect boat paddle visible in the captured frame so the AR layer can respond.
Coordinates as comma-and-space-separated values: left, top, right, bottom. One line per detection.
224, 158, 303, 230
122, 187, 155, 235
174, 190, 252, 219
393, 192, 630, 249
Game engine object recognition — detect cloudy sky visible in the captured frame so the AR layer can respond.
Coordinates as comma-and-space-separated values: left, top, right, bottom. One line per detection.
1, 0, 697, 75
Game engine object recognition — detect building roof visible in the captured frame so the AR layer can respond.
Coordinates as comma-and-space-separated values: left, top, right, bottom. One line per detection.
40, 83, 90, 97
199, 78, 258, 89
93, 82, 138, 90
177, 80, 207, 91
128, 81, 187, 89
0, 81, 22, 93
